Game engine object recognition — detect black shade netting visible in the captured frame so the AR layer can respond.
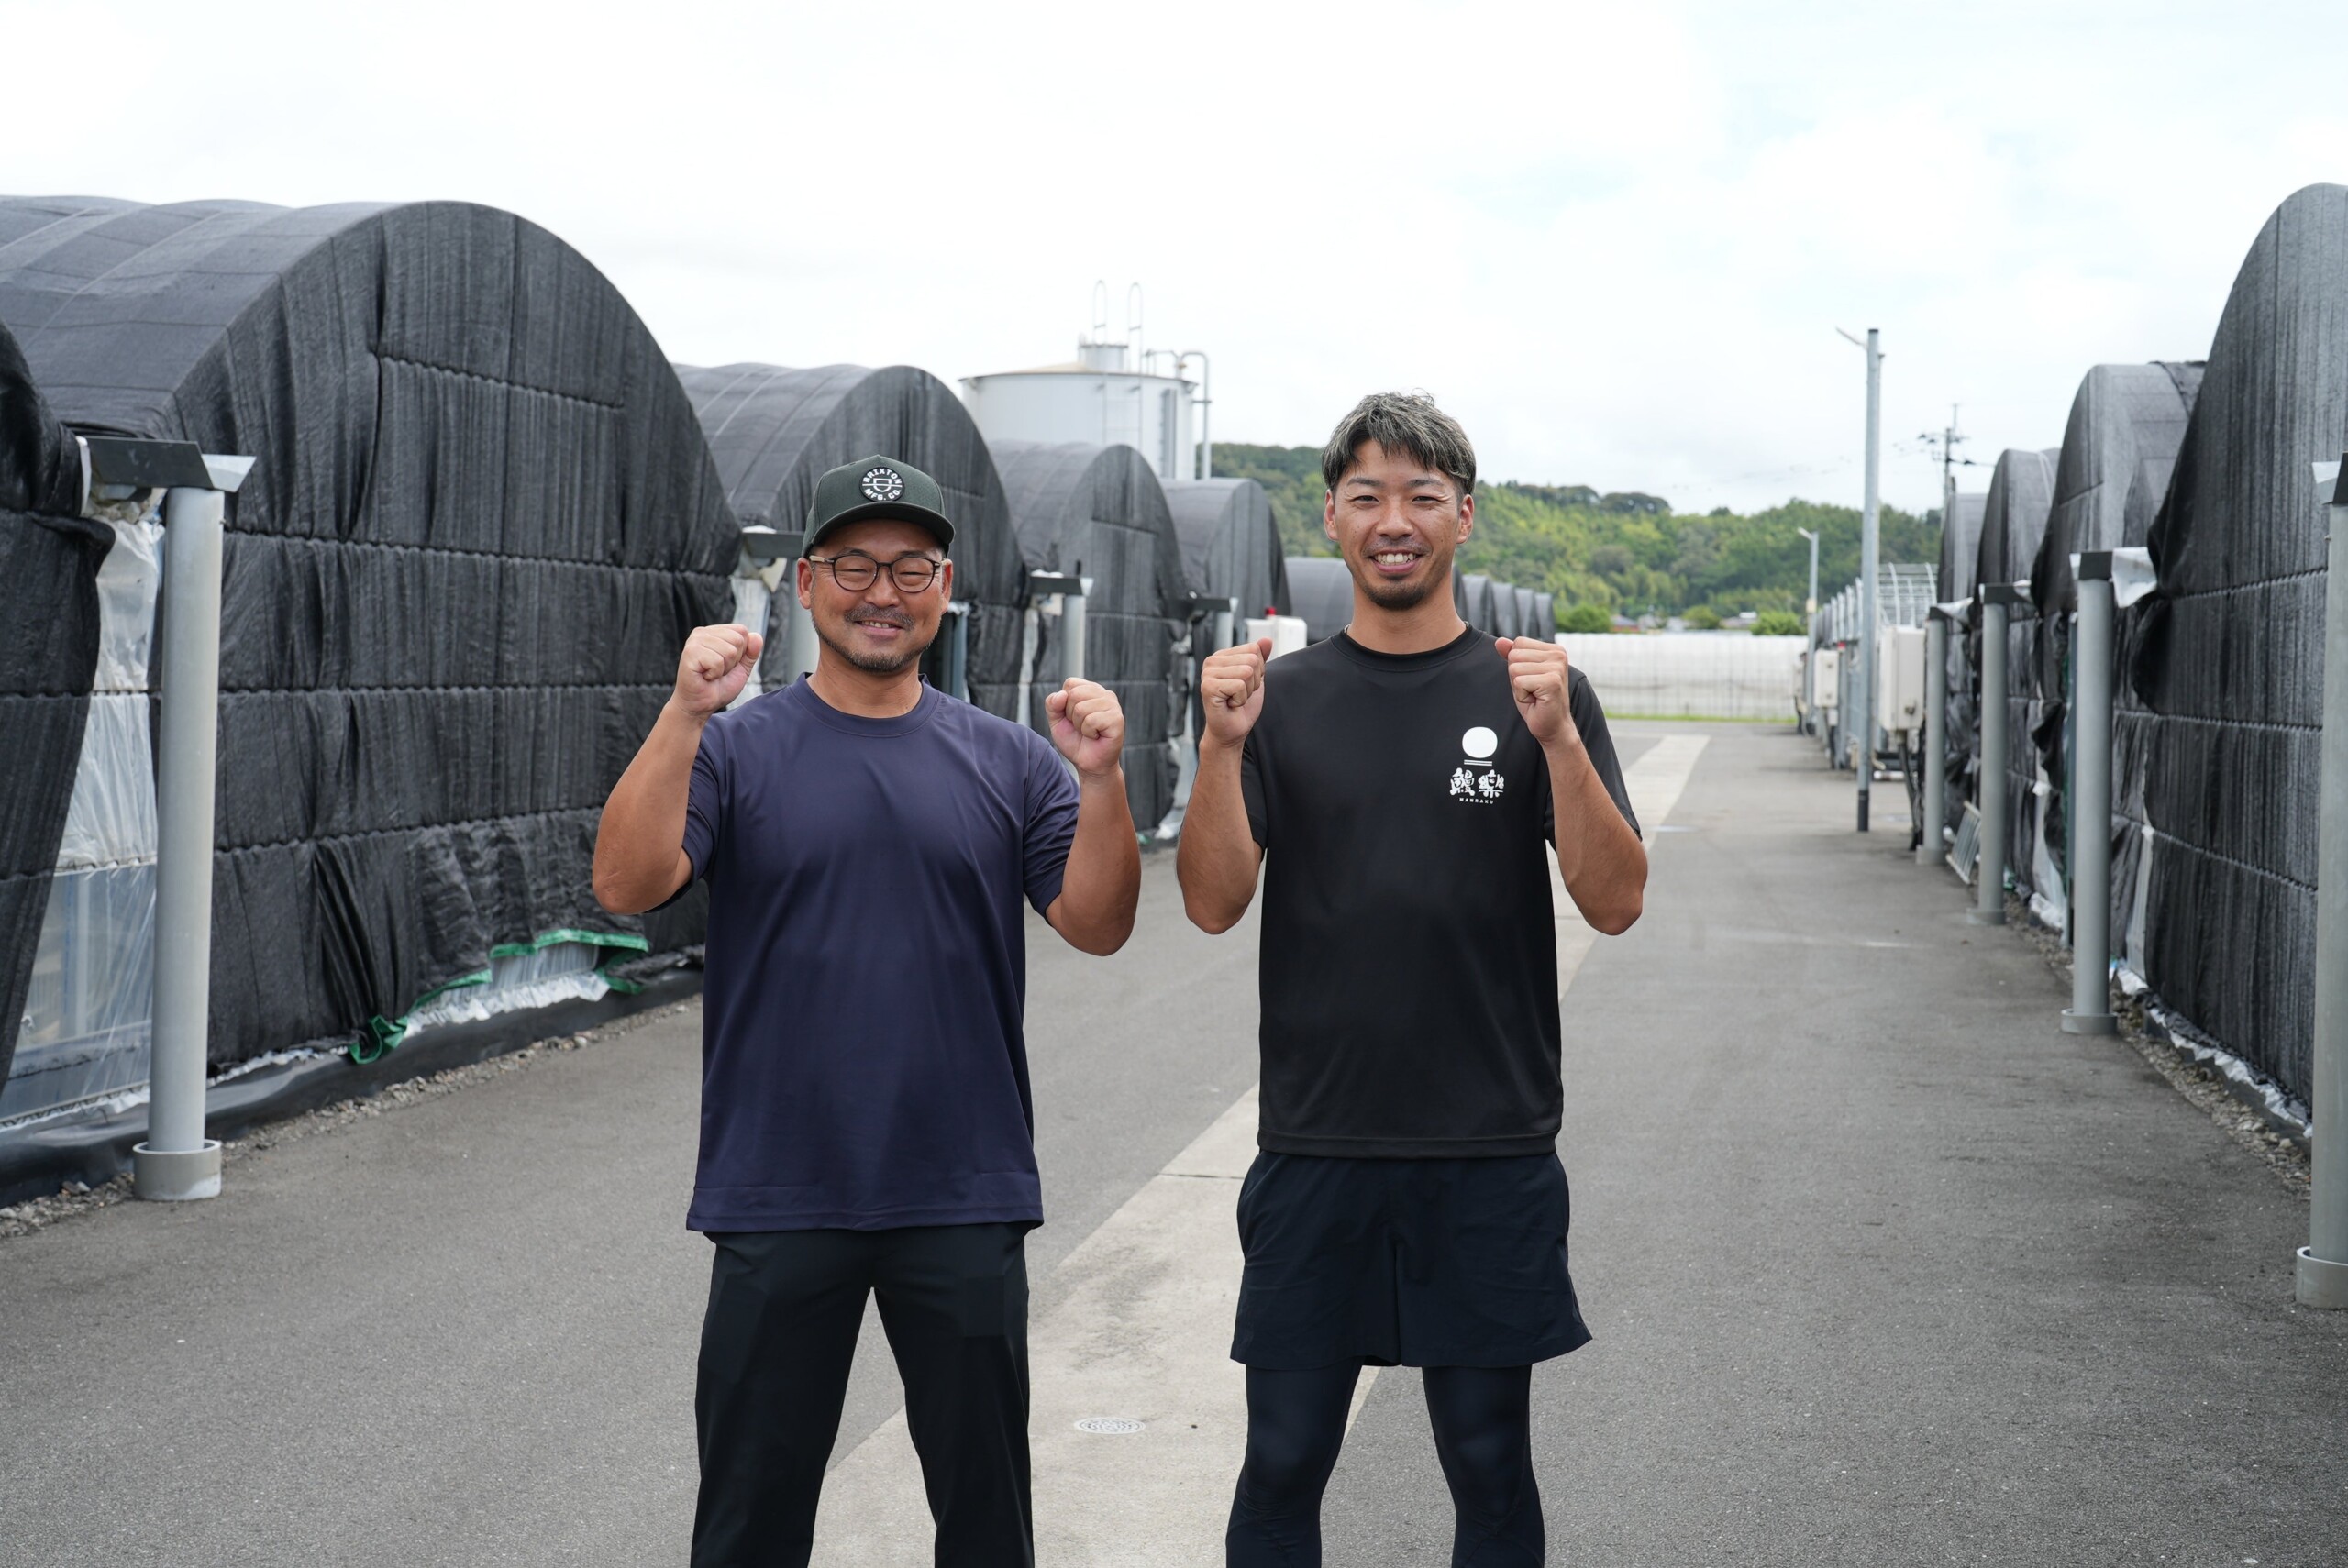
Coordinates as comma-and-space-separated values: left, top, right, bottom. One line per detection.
2129, 183, 2348, 1105
673, 362, 1029, 719
2027, 362, 2202, 932
1973, 448, 2059, 904
1164, 478, 1290, 621
1938, 493, 1986, 834
0, 197, 738, 1066
0, 318, 110, 1088
1284, 558, 1356, 645
991, 440, 1189, 829
1461, 573, 1501, 637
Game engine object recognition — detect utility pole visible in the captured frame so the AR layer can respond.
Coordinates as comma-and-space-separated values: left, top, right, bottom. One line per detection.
1840, 327, 1883, 833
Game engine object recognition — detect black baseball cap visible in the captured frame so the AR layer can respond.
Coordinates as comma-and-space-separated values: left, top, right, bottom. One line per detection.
803, 454, 956, 555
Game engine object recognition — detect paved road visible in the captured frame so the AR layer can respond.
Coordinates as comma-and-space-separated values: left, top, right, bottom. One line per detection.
3, 723, 2342, 1566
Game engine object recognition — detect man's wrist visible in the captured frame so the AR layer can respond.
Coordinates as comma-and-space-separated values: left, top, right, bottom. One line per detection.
1200, 731, 1248, 762
1076, 762, 1127, 791
1539, 725, 1588, 763
661, 695, 714, 730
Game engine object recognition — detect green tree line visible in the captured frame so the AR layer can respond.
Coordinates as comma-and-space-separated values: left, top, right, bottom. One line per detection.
1211, 443, 1940, 624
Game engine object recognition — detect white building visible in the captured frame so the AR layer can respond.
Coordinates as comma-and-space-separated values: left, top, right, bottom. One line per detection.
961, 287, 1206, 481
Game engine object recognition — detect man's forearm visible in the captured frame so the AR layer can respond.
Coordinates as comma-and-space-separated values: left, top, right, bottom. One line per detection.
1053, 768, 1140, 955
1177, 736, 1260, 933
593, 700, 704, 914
1545, 734, 1645, 935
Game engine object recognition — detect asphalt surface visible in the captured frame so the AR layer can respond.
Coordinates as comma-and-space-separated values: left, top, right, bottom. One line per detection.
4, 723, 2343, 1566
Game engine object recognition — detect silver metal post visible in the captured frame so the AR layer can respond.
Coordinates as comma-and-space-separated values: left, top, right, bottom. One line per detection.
785, 589, 818, 685
2299, 467, 2348, 1308
2064, 560, 2117, 1033
1971, 589, 2012, 926
135, 485, 227, 1201
1922, 611, 1947, 866
1855, 329, 1882, 832
945, 602, 970, 702
1062, 578, 1091, 684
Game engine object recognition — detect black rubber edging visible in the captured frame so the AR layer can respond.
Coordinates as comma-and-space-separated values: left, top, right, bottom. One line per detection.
0, 966, 703, 1208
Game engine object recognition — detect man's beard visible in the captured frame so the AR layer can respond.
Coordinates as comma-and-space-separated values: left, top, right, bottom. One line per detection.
1352, 547, 1451, 610
815, 613, 936, 674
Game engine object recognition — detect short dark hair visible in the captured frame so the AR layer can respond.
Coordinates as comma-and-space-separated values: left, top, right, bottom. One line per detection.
1319, 391, 1476, 497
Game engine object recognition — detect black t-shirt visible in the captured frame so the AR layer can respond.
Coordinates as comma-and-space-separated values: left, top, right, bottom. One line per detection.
1240, 628, 1638, 1157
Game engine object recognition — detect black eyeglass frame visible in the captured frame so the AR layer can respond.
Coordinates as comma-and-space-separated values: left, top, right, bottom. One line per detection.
805, 550, 948, 594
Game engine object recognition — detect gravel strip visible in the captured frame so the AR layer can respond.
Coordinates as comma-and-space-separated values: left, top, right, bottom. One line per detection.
2002, 892, 2311, 1198
0, 1000, 697, 1244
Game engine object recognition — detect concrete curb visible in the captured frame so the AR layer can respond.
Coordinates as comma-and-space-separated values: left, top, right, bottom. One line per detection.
0, 966, 703, 1208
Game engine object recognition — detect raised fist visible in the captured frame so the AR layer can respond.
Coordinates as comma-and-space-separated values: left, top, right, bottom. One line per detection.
1497, 636, 1571, 746
674, 624, 764, 716
1046, 678, 1125, 778
1200, 637, 1272, 747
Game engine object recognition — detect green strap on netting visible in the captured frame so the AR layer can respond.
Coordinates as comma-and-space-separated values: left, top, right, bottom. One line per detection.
347, 928, 653, 1064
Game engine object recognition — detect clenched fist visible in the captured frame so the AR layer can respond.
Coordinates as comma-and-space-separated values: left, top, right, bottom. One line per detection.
674, 624, 764, 716
1046, 678, 1126, 778
1496, 636, 1573, 747
1199, 637, 1272, 747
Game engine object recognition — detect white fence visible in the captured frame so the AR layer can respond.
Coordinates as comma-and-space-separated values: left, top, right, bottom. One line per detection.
1560, 634, 1805, 721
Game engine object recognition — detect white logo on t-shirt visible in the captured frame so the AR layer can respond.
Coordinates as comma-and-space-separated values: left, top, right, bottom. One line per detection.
1449, 727, 1505, 803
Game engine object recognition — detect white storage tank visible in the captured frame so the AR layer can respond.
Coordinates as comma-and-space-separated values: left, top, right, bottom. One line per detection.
962, 287, 1202, 481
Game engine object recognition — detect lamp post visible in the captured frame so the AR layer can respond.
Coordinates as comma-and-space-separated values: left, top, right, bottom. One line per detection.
1837, 328, 1883, 833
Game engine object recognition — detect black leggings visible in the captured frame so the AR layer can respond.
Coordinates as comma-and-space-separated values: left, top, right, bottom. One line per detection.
1225, 1363, 1541, 1566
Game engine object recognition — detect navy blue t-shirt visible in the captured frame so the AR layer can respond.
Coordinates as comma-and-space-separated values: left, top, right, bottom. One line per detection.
677, 679, 1080, 1232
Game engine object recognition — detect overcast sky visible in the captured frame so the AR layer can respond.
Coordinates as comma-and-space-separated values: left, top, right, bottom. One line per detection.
7, 0, 2341, 515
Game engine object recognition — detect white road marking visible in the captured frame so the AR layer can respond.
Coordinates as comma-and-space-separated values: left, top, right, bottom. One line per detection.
814, 733, 1714, 1563
1554, 734, 1709, 988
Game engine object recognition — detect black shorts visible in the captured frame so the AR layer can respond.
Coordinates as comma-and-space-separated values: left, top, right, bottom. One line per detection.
1231, 1150, 1592, 1370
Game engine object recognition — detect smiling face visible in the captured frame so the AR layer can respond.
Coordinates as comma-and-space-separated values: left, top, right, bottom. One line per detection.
1324, 439, 1474, 611
799, 517, 954, 674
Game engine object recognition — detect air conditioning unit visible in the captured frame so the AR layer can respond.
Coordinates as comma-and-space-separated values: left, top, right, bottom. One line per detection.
1811, 646, 1841, 710
1876, 624, 1926, 737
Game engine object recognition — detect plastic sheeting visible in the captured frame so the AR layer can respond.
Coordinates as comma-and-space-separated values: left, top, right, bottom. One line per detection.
1283, 557, 1355, 644
1558, 635, 1804, 721
0, 196, 737, 1077
0, 321, 111, 1099
1972, 449, 2060, 912
2127, 183, 2348, 1106
990, 440, 1187, 830
2025, 363, 2203, 944
674, 363, 1028, 718
1163, 478, 1290, 620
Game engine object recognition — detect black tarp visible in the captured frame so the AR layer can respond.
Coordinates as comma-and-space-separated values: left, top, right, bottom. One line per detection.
673, 363, 1028, 719
0, 196, 737, 1068
0, 319, 108, 1090
1491, 580, 1523, 639
1937, 492, 1987, 834
2027, 363, 2202, 942
1531, 591, 1555, 637
2130, 184, 2348, 1105
990, 440, 1187, 831
1163, 478, 1290, 621
1284, 557, 1354, 644
1462, 573, 1501, 635
1512, 586, 1540, 640
1974, 449, 2059, 907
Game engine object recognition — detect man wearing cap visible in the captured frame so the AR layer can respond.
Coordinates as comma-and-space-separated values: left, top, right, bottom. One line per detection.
594, 455, 1141, 1568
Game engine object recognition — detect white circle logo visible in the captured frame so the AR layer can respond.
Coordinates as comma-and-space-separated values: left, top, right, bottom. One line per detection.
860, 467, 904, 502
1462, 726, 1499, 760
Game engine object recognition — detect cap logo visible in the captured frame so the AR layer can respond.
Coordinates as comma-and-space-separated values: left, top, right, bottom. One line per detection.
860, 467, 904, 502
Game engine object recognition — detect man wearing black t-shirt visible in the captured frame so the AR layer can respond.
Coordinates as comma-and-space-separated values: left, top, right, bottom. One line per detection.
1177, 392, 1646, 1566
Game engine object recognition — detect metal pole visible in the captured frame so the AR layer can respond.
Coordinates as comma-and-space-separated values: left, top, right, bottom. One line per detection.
2064, 559, 2117, 1033
1971, 589, 2012, 926
2298, 467, 2348, 1308
1062, 577, 1091, 684
134, 485, 227, 1202
1858, 328, 1881, 833
1922, 611, 1947, 866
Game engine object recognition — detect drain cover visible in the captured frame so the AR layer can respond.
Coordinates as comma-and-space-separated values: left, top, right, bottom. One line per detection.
1074, 1416, 1145, 1435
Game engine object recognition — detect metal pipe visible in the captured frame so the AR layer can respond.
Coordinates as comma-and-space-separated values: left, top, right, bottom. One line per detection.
1180, 350, 1212, 480
134, 485, 227, 1201
2064, 560, 2117, 1034
1857, 328, 1881, 832
1971, 590, 2012, 925
786, 566, 819, 685
2299, 466, 2348, 1308
1922, 611, 1947, 866
1062, 578, 1090, 685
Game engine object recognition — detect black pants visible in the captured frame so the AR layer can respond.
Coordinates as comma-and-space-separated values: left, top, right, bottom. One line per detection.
1226, 1363, 1542, 1567
692, 1223, 1033, 1568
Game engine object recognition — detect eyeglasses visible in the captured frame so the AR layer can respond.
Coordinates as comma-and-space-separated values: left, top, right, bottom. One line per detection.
808, 552, 945, 593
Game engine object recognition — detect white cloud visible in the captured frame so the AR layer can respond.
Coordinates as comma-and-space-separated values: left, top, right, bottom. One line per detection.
4, 0, 2343, 517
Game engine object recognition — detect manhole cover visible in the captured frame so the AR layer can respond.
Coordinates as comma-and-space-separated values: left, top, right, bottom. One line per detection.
1073, 1416, 1145, 1435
